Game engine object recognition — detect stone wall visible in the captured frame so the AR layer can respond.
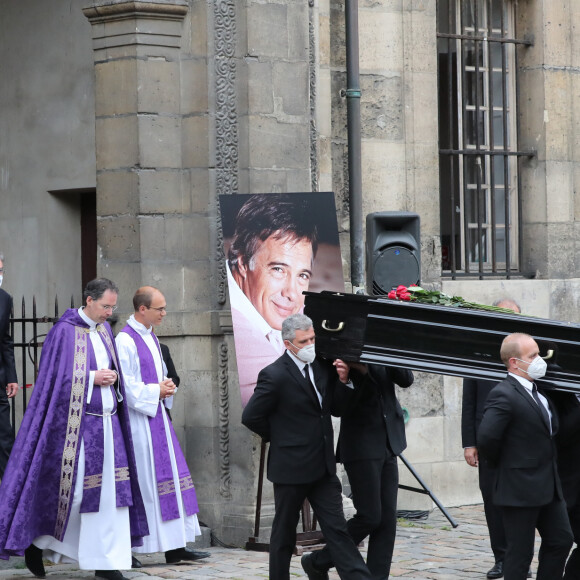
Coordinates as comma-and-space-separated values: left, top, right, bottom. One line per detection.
0, 1, 96, 307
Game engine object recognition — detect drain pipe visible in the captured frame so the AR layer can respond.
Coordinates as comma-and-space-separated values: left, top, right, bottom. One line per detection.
345, 0, 365, 294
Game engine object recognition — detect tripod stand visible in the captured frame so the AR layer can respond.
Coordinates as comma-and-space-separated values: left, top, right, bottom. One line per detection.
246, 441, 457, 554
398, 453, 457, 528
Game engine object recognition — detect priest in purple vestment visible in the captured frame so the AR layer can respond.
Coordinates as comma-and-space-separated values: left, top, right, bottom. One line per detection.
0, 278, 148, 580
116, 286, 208, 568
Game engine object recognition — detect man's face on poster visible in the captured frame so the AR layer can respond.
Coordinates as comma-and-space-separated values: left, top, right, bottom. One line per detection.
235, 234, 313, 331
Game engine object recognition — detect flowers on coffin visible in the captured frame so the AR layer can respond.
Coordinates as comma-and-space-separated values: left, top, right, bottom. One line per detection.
386, 285, 518, 314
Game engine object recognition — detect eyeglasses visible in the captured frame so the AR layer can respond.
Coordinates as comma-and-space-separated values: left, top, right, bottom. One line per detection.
101, 304, 118, 312
147, 306, 167, 313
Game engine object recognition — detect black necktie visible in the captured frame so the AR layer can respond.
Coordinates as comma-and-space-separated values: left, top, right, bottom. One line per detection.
304, 364, 323, 402
532, 384, 551, 431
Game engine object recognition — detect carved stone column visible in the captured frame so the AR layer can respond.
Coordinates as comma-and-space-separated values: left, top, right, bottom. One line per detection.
83, 0, 188, 301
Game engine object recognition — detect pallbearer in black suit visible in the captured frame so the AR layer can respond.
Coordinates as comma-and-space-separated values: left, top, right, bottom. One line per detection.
302, 363, 412, 580
478, 333, 573, 580
242, 313, 371, 580
545, 389, 580, 580
461, 298, 523, 580
0, 253, 18, 480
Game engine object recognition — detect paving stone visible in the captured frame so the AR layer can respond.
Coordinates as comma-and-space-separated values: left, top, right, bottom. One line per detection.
0, 505, 544, 579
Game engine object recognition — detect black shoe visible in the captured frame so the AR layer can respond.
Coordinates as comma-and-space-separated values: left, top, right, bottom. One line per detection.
301, 553, 329, 580
165, 547, 211, 564
24, 544, 46, 579
94, 571, 129, 580
131, 555, 142, 569
487, 561, 504, 579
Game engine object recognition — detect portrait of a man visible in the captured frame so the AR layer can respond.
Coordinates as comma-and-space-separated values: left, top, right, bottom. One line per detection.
220, 193, 344, 407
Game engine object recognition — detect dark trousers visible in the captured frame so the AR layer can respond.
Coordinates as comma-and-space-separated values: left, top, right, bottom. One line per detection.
311, 451, 398, 580
563, 503, 580, 580
0, 387, 14, 479
501, 497, 573, 580
270, 474, 370, 580
479, 457, 507, 563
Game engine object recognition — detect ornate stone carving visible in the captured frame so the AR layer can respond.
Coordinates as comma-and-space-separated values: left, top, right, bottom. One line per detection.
216, 209, 227, 305
214, 0, 238, 305
218, 341, 231, 499
214, 0, 239, 197
309, 3, 318, 192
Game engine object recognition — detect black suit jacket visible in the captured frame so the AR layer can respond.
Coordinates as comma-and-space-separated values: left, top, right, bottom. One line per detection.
0, 289, 17, 388
461, 377, 499, 448
337, 365, 413, 463
478, 374, 562, 507
160, 342, 180, 388
546, 389, 580, 508
242, 351, 353, 485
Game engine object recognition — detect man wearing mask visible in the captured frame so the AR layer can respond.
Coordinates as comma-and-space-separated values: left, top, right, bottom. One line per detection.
478, 333, 573, 579
242, 313, 371, 580
461, 298, 528, 579
0, 253, 18, 479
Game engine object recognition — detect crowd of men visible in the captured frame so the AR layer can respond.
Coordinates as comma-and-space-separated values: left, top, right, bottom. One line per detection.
2, 214, 580, 580
0, 268, 208, 580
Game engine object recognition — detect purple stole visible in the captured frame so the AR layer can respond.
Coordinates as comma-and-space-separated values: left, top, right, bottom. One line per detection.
121, 325, 199, 522
79, 327, 132, 514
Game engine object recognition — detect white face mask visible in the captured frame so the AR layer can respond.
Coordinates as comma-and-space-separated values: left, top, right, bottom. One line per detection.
290, 342, 316, 364
515, 356, 547, 380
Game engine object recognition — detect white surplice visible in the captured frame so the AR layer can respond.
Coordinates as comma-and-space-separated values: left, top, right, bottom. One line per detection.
34, 308, 131, 571
116, 316, 200, 553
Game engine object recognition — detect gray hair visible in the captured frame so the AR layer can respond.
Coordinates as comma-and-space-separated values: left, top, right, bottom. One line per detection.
83, 278, 119, 304
281, 313, 313, 342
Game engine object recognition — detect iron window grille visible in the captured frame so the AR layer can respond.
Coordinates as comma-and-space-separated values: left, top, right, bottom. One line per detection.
437, 0, 532, 278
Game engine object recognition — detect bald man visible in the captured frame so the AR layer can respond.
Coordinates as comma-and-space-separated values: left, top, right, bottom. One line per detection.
116, 287, 209, 567
461, 299, 524, 579
478, 332, 573, 580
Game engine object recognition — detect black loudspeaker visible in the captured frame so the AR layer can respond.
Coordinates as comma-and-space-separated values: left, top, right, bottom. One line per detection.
366, 212, 421, 295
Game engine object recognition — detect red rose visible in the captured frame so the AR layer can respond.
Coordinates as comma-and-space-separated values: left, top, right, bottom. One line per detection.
387, 290, 397, 299
395, 285, 408, 297
399, 292, 412, 301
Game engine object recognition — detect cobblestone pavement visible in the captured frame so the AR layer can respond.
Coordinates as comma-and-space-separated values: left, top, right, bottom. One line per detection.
0, 504, 541, 579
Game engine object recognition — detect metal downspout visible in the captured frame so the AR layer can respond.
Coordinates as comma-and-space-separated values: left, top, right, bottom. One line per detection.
345, 0, 364, 293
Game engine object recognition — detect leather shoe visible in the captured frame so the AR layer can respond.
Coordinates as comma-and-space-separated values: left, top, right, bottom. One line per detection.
24, 544, 46, 579
95, 571, 129, 580
131, 555, 142, 569
301, 553, 329, 580
165, 546, 210, 564
487, 561, 503, 579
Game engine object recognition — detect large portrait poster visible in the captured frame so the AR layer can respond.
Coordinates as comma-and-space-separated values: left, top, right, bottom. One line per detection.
219, 192, 345, 407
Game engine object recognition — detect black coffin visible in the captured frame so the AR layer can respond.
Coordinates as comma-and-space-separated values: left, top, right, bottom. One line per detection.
303, 291, 580, 393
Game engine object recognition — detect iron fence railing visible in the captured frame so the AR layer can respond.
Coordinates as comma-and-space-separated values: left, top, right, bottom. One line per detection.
8, 296, 75, 435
